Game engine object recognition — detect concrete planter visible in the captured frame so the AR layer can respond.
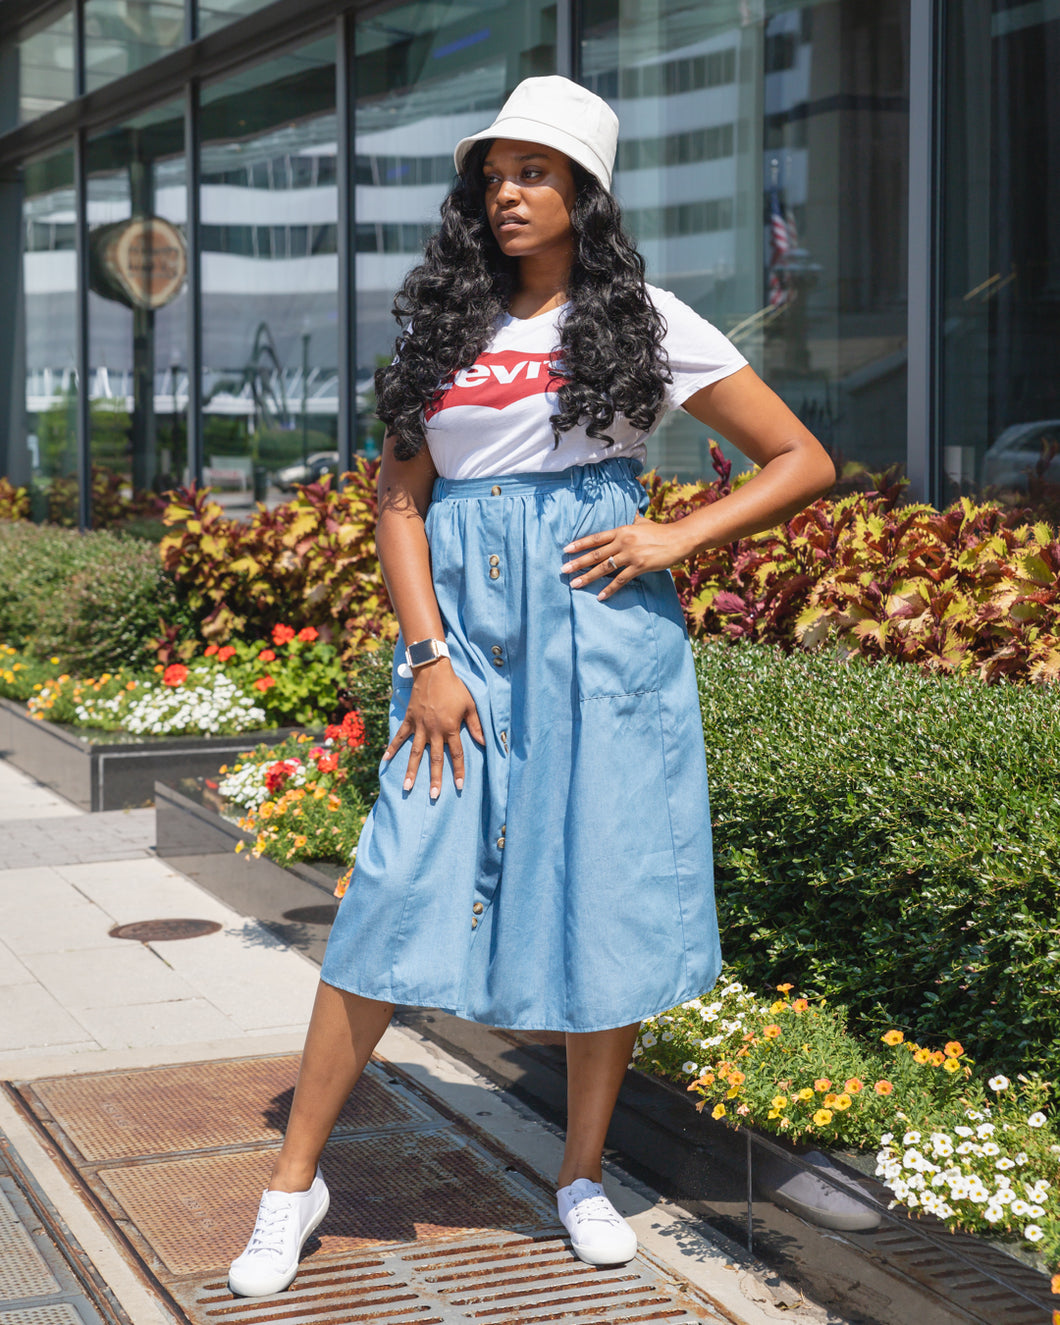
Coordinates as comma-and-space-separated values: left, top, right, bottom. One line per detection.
153, 775, 1054, 1325
0, 697, 300, 812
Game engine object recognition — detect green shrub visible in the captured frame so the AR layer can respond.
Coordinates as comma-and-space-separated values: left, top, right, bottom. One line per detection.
697, 640, 1060, 1082
0, 522, 192, 670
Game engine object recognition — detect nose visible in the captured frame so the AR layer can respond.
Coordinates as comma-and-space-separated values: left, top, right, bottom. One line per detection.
495, 176, 521, 205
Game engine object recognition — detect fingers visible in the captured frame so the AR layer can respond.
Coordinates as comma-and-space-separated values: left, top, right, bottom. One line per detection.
465, 703, 486, 747
383, 718, 413, 762
402, 734, 427, 792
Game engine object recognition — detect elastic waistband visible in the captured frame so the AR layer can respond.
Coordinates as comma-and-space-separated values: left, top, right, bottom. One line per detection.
432, 457, 643, 502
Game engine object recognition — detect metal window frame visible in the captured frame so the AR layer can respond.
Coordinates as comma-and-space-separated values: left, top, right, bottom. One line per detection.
905, 0, 944, 506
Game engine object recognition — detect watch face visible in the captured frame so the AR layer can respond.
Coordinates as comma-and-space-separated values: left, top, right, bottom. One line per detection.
407, 639, 441, 667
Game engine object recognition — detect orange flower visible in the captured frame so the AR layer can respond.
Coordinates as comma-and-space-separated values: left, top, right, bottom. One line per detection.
776, 983, 794, 993
258, 648, 277, 662
728, 1070, 746, 1087
297, 626, 319, 642
316, 753, 340, 774
792, 998, 809, 1013
204, 643, 219, 656
253, 675, 275, 691
1051, 1272, 1060, 1295
930, 1050, 946, 1067
762, 1024, 782, 1039
914, 1048, 932, 1065
823, 1093, 839, 1107
944, 1041, 964, 1058
844, 1078, 864, 1094
162, 663, 188, 687
874, 1080, 894, 1096
881, 1029, 904, 1046
272, 623, 296, 645
217, 644, 236, 662
814, 1078, 832, 1092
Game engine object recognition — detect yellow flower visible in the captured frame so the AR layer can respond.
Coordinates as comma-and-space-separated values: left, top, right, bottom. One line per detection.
259, 801, 274, 819
767, 1109, 781, 1120
711, 1103, 726, 1120
726, 1084, 740, 1099
796, 1087, 814, 1102
770, 999, 787, 1014
771, 1096, 788, 1110
914, 1048, 932, 1065
942, 1057, 961, 1074
835, 1093, 852, 1110
823, 1093, 839, 1107
234, 841, 245, 853
813, 1108, 833, 1126
49, 656, 60, 664
881, 1029, 904, 1046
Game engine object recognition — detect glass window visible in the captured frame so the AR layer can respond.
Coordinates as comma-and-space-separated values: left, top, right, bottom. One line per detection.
583, 0, 910, 484
355, 0, 557, 455
200, 37, 338, 504
1, 7, 76, 133
19, 145, 79, 517
198, 1, 275, 38
941, 1, 1060, 508
86, 101, 188, 518
84, 1, 185, 92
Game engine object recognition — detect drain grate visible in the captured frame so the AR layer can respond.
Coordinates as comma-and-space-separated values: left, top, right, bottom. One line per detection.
170, 1234, 724, 1324
108, 919, 222, 942
8, 1054, 731, 1325
0, 1309, 87, 1324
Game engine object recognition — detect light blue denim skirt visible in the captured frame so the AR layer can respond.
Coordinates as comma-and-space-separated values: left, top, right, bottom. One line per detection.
320, 458, 722, 1031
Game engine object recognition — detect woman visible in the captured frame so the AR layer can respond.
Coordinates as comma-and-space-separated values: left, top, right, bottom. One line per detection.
228, 75, 834, 1297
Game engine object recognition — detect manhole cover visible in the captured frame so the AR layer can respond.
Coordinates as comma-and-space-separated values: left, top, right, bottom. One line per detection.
108, 919, 222, 942
280, 904, 338, 925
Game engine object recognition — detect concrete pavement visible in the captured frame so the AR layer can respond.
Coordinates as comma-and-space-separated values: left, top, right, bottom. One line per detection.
0, 757, 851, 1325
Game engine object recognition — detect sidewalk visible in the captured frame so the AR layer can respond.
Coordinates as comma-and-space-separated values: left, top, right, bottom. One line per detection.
0, 758, 851, 1325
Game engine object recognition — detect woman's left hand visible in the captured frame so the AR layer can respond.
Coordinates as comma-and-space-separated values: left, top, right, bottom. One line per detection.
561, 515, 692, 601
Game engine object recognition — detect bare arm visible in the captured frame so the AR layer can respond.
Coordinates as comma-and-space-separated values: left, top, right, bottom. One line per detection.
561, 365, 836, 598
376, 435, 484, 797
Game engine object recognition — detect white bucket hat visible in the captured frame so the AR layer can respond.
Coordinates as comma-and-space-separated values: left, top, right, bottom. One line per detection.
454, 75, 619, 190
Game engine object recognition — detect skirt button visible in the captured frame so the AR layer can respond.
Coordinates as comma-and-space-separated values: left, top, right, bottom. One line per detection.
497, 836, 505, 849
473, 901, 484, 914
490, 485, 502, 496
489, 554, 500, 566
471, 917, 479, 929
489, 568, 500, 579
491, 645, 503, 656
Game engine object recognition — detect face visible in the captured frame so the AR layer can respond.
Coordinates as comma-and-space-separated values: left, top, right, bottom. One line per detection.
482, 139, 578, 262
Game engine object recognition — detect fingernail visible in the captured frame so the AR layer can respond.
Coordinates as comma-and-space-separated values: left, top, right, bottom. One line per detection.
382, 751, 391, 760
562, 543, 574, 552
430, 786, 439, 799
560, 563, 572, 574
403, 777, 413, 790
456, 778, 464, 790
571, 577, 583, 588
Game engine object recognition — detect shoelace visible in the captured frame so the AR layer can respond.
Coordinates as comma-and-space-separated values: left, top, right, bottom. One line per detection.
245, 1202, 293, 1257
569, 1194, 623, 1226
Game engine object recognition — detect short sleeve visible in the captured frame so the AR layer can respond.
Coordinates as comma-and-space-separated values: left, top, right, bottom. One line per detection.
647, 285, 749, 412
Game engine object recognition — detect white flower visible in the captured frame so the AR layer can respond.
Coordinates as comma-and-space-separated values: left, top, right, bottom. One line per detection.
1027, 1204, 1045, 1219
954, 1126, 973, 1137
929, 1133, 954, 1157
1010, 1199, 1030, 1216
1015, 1152, 1029, 1166
880, 1132, 894, 1147
988, 1075, 1010, 1092
903, 1131, 921, 1146
681, 1061, 698, 1074
1024, 1225, 1044, 1243
640, 1032, 657, 1048
1026, 1112, 1047, 1128
981, 1141, 1000, 1156
983, 1203, 1004, 1223
976, 1123, 995, 1138
661, 1031, 673, 1041
995, 1157, 1016, 1171
956, 1142, 977, 1155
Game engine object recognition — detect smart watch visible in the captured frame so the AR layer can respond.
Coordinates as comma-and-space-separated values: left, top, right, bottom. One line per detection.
397, 638, 451, 678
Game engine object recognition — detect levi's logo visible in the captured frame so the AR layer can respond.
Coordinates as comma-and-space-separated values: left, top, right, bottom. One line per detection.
426, 351, 566, 418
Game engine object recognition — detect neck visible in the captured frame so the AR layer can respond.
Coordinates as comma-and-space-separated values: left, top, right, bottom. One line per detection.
511, 247, 573, 318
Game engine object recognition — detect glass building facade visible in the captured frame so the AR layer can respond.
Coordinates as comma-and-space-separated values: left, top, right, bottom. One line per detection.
0, 0, 1057, 525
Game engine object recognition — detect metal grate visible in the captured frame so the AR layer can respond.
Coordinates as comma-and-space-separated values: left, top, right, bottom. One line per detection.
171, 1234, 727, 1324
0, 1190, 61, 1301
0, 1309, 87, 1324
26, 1056, 428, 1161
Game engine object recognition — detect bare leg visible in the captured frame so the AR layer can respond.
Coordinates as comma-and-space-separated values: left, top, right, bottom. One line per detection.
269, 981, 394, 1192
557, 1022, 640, 1189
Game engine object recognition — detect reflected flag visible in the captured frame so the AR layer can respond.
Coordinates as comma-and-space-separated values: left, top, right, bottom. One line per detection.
768, 185, 793, 307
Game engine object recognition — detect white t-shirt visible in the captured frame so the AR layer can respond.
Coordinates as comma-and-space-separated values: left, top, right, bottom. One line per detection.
423, 284, 747, 480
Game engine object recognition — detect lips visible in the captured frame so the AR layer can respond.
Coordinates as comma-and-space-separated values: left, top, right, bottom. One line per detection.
496, 215, 527, 229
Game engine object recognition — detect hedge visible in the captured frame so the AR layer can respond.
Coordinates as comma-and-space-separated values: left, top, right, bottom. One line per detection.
696, 640, 1060, 1082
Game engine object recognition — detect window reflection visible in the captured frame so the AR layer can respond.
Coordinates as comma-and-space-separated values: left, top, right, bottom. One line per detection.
583, 0, 909, 483
355, 0, 556, 454
198, 1, 276, 38
20, 147, 79, 521
942, 1, 1060, 511
200, 38, 338, 508
86, 102, 188, 519
84, 0, 184, 92
1, 7, 76, 132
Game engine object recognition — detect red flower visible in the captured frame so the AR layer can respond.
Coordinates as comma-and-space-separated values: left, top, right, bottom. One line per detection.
264, 761, 290, 793
325, 710, 367, 749
316, 753, 339, 774
258, 648, 277, 662
162, 663, 188, 687
216, 645, 236, 662
204, 643, 219, 656
296, 626, 319, 642
271, 623, 296, 645
253, 675, 275, 691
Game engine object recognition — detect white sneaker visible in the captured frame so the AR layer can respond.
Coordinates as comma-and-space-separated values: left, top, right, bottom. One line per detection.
228, 1168, 330, 1297
557, 1178, 637, 1266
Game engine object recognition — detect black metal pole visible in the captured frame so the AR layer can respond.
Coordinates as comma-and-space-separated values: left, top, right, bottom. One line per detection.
184, 78, 202, 486
336, 8, 356, 477
74, 126, 90, 530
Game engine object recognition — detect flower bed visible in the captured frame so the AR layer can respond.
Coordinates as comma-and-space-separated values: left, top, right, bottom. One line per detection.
635, 976, 1060, 1286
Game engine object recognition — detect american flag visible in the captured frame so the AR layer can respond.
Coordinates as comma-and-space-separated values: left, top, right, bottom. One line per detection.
768, 185, 794, 307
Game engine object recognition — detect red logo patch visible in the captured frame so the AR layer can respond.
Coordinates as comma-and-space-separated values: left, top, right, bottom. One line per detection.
426, 351, 566, 419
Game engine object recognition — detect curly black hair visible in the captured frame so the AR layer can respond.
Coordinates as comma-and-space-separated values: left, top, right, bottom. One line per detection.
375, 141, 671, 460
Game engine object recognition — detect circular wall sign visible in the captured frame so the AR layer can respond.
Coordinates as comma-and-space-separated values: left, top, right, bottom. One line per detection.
97, 216, 187, 310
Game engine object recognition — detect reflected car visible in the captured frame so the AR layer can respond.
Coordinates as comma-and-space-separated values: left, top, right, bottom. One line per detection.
274, 451, 339, 491
981, 421, 1060, 490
